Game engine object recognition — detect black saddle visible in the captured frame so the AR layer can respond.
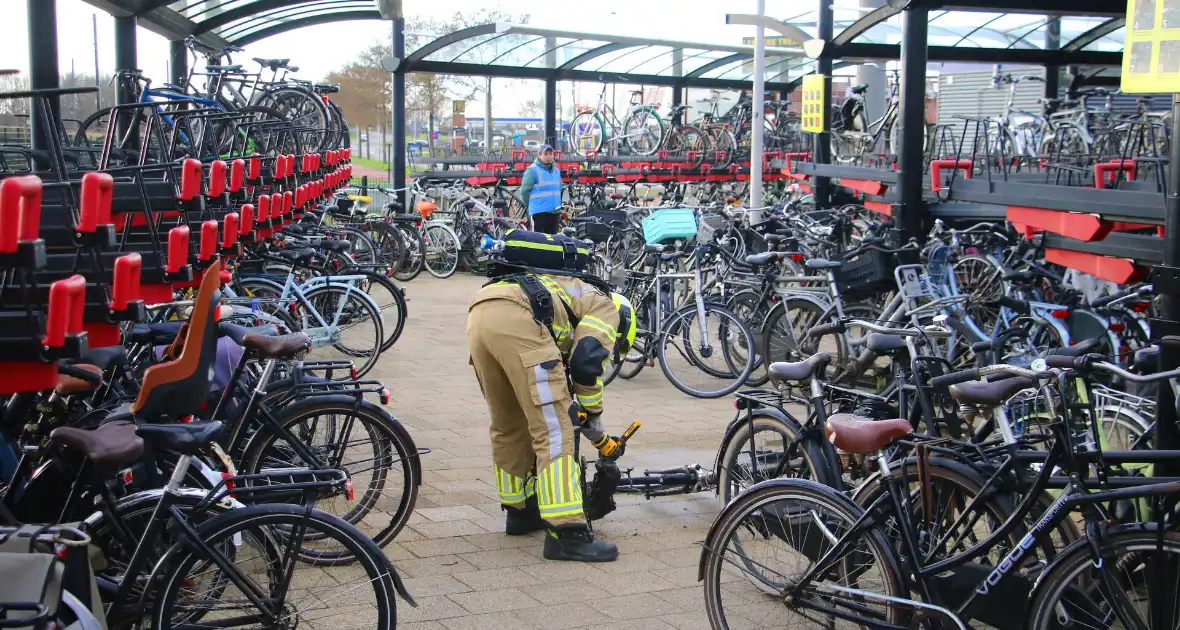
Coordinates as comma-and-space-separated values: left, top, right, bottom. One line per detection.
241, 332, 312, 360
254, 57, 291, 71
218, 321, 280, 346
50, 421, 144, 469
948, 377, 1036, 407
137, 421, 224, 457
768, 352, 831, 382
849, 84, 869, 95
744, 252, 781, 267
321, 239, 351, 253
867, 333, 907, 354
276, 248, 317, 263
206, 64, 243, 73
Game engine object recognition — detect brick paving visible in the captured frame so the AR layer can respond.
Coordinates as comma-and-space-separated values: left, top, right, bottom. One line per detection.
369, 274, 735, 629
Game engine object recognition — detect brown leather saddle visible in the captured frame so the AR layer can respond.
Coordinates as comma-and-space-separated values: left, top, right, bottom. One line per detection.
826, 414, 912, 454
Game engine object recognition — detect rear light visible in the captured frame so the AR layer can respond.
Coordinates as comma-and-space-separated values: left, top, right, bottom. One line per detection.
790, 254, 804, 262
1108, 322, 1125, 332
1131, 302, 1151, 313
380, 388, 391, 405
1051, 310, 1069, 319
221, 472, 236, 493
351, 365, 358, 380
179, 415, 193, 423
345, 479, 355, 501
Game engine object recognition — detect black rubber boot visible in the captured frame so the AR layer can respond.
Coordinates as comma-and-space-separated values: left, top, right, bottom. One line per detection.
542, 524, 619, 562
504, 496, 544, 536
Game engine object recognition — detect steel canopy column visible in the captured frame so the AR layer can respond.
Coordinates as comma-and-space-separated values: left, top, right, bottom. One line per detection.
544, 78, 557, 147
484, 77, 493, 156
896, 5, 929, 243
1157, 97, 1180, 485
813, 0, 834, 208
749, 0, 767, 221
170, 40, 188, 87
1044, 18, 1061, 100
114, 16, 138, 105
391, 16, 407, 208
672, 85, 683, 108
28, 0, 60, 152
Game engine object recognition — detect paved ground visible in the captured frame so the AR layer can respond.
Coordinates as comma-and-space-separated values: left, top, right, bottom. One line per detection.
368, 273, 736, 630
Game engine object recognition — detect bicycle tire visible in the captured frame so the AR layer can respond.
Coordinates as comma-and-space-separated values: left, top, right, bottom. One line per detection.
726, 290, 770, 386
422, 223, 460, 278
715, 413, 838, 509
391, 223, 425, 281
302, 284, 384, 378
341, 266, 408, 351
623, 107, 665, 156
360, 221, 406, 275
238, 397, 420, 559
1027, 524, 1180, 630
255, 86, 331, 152
657, 303, 755, 398
153, 503, 399, 629
568, 111, 605, 155
702, 478, 908, 629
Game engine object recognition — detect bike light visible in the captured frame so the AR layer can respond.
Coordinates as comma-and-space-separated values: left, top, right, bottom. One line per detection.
220, 472, 237, 493
1131, 302, 1151, 313
380, 388, 391, 405
351, 365, 358, 380
346, 479, 355, 502
790, 254, 804, 262
1108, 322, 1125, 332
1050, 310, 1069, 319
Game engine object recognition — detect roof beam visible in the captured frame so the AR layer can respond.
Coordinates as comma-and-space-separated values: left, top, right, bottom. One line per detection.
228, 10, 382, 46
193, 0, 371, 35
404, 24, 500, 63
834, 42, 1122, 66
79, 0, 229, 48
1063, 16, 1125, 51
833, 5, 903, 46
684, 53, 750, 79
932, 0, 1125, 17
404, 59, 792, 91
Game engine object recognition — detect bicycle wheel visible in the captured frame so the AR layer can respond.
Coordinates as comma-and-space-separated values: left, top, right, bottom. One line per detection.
422, 223, 460, 278
954, 254, 1006, 332
668, 124, 708, 168
568, 111, 605, 155
657, 303, 755, 398
361, 221, 407, 275
702, 479, 908, 630
335, 226, 382, 268
715, 413, 838, 508
302, 285, 384, 378
726, 290, 770, 386
254, 86, 331, 152
153, 503, 398, 629
1027, 526, 1180, 630
391, 223, 425, 281
342, 267, 408, 351
706, 127, 737, 167
623, 107, 665, 156
239, 398, 420, 559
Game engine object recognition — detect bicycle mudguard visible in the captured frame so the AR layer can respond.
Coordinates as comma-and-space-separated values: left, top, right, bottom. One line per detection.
712, 405, 841, 493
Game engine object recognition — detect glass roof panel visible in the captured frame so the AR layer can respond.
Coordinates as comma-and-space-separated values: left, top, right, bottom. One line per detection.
599, 46, 673, 73
220, 5, 371, 39
522, 39, 609, 68
1081, 26, 1125, 51
841, 11, 1126, 50
583, 46, 650, 72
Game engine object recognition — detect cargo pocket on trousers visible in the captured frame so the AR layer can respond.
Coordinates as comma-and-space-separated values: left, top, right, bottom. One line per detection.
522, 347, 566, 460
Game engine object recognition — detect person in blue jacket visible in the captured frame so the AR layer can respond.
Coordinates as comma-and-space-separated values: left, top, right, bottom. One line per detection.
519, 144, 563, 233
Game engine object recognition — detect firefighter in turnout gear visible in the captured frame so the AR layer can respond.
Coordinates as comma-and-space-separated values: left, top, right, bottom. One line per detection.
467, 231, 637, 562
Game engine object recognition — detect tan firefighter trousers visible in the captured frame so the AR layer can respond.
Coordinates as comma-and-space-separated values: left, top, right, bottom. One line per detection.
467, 298, 585, 527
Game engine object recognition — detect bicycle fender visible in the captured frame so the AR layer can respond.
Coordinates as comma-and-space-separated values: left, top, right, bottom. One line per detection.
256, 394, 423, 489
711, 406, 801, 493
696, 478, 872, 583
1025, 522, 1159, 607
848, 455, 1002, 508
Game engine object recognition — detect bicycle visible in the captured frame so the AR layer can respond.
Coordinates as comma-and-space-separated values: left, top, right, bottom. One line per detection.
567, 85, 666, 157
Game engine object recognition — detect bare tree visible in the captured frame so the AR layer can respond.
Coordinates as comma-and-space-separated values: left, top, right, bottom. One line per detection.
322, 7, 530, 152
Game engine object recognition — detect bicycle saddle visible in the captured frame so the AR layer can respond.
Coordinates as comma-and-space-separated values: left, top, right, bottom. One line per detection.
1134, 346, 1160, 372
127, 321, 186, 345
241, 332, 311, 360
253, 57, 291, 71
826, 415, 911, 454
804, 258, 842, 270
948, 376, 1036, 407
743, 251, 781, 267
50, 421, 144, 469
388, 214, 420, 223
218, 321, 279, 346
763, 234, 789, 244
645, 243, 675, 254
206, 64, 243, 73
1001, 269, 1035, 281
602, 199, 618, 209
848, 84, 869, 95
55, 364, 103, 396
991, 296, 1030, 315
866, 333, 907, 354
321, 239, 351, 253
137, 421, 224, 457
768, 352, 831, 382
275, 248, 317, 263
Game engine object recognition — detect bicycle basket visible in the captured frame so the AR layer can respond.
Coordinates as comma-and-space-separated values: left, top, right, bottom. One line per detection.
575, 209, 626, 242
697, 214, 727, 244
833, 248, 919, 297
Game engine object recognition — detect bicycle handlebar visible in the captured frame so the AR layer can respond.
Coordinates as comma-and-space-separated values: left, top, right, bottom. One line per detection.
807, 318, 952, 339
934, 354, 1180, 389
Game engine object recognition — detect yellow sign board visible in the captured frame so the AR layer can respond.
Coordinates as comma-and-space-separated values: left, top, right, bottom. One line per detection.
742, 36, 799, 47
1121, 0, 1180, 93
800, 74, 827, 133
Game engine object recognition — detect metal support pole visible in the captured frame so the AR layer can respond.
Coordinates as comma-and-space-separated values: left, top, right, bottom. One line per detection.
114, 16, 138, 105
170, 40, 188, 88
672, 85, 683, 108
28, 0, 60, 152
484, 76, 493, 155
391, 16, 407, 208
814, 0, 834, 208
1044, 18, 1061, 100
1156, 96, 1180, 485
896, 5, 929, 243
749, 0, 766, 219
544, 78, 557, 147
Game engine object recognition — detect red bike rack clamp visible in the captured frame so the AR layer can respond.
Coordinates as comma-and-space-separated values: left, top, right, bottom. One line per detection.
221, 212, 241, 256
196, 220, 219, 267
44, 274, 87, 353
110, 253, 145, 321
0, 175, 46, 270
228, 159, 246, 197
930, 159, 973, 192
207, 160, 228, 198
1094, 159, 1136, 189
164, 225, 193, 281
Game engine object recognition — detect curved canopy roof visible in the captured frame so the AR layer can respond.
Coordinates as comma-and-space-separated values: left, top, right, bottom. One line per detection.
402, 24, 806, 90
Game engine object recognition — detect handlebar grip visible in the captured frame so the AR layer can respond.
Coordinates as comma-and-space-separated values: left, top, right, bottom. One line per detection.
930, 368, 981, 389
1045, 355, 1078, 369
1091, 289, 1130, 308
808, 321, 845, 338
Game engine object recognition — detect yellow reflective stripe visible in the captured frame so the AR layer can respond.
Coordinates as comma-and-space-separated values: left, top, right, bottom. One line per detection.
581, 315, 617, 341
506, 241, 588, 255
537, 456, 583, 519
495, 466, 528, 504
576, 390, 603, 407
